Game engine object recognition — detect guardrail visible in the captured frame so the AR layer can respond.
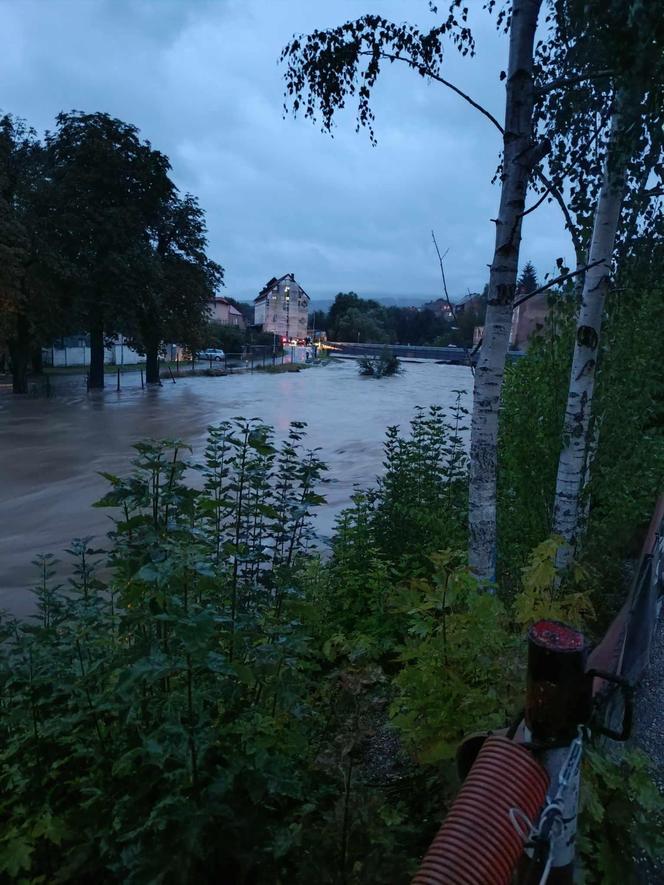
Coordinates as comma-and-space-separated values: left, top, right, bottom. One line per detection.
327, 341, 527, 364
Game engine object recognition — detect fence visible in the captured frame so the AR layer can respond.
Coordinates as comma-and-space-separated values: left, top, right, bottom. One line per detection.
413, 496, 664, 884
42, 344, 148, 368
23, 344, 317, 397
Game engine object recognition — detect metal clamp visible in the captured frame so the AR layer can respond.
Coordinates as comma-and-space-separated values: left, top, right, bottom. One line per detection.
586, 668, 634, 741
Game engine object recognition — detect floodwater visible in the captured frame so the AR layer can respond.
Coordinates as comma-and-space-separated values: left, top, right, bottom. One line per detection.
0, 360, 472, 616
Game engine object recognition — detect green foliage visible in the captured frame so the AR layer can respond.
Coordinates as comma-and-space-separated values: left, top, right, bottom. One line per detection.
0, 417, 467, 884
205, 320, 246, 353
514, 537, 595, 631
389, 551, 521, 763
371, 401, 468, 571
498, 254, 664, 612
3, 394, 661, 881
358, 350, 401, 377
518, 260, 539, 294
497, 296, 575, 586
583, 261, 664, 591
0, 114, 67, 391
578, 746, 664, 884
0, 422, 335, 883
127, 191, 224, 365
280, 11, 474, 146
0, 109, 222, 391
323, 292, 455, 346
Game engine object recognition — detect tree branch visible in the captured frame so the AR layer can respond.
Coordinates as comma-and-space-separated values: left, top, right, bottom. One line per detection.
512, 259, 603, 308
536, 70, 614, 96
431, 230, 475, 374
519, 182, 553, 219
360, 49, 504, 135
534, 169, 584, 259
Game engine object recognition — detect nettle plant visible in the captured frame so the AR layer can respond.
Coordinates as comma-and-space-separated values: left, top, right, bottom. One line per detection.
0, 421, 334, 884
370, 400, 469, 572
310, 401, 471, 660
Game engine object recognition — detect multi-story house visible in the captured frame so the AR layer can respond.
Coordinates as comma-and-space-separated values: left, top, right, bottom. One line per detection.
253, 273, 310, 341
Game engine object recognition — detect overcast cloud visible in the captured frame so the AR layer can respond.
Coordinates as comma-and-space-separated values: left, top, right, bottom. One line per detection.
0, 0, 573, 303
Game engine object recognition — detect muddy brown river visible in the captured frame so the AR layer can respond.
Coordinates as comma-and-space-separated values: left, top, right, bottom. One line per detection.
0, 360, 472, 616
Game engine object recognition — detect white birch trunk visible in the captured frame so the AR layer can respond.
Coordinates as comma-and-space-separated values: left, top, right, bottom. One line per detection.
468, 0, 544, 582
552, 108, 627, 569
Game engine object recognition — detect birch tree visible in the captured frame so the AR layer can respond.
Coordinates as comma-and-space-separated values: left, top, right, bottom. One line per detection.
551, 103, 628, 565
280, 2, 551, 582
467, 0, 546, 580
536, 2, 664, 567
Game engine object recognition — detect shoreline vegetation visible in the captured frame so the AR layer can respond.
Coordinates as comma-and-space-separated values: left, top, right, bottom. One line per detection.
1, 364, 662, 880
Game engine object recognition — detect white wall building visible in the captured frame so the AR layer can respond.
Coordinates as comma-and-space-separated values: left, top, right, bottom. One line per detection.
254, 273, 310, 340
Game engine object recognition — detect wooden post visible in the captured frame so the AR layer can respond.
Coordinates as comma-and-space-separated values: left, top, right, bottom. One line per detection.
117, 368, 121, 391
140, 368, 144, 389
176, 354, 179, 375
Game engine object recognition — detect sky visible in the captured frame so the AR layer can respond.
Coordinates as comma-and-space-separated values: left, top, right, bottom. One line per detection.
0, 0, 573, 304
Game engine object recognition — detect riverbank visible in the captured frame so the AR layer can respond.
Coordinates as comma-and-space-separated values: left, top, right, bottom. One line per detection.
0, 360, 472, 617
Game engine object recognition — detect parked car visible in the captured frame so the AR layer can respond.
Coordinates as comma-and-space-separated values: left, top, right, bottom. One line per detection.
196, 348, 225, 362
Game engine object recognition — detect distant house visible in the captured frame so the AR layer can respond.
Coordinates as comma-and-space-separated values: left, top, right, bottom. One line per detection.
472, 287, 549, 351
254, 273, 310, 340
210, 296, 246, 329
423, 297, 454, 320
510, 289, 548, 350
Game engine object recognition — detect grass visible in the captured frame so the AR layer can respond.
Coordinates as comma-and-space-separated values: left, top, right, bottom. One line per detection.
42, 361, 181, 376
254, 363, 308, 374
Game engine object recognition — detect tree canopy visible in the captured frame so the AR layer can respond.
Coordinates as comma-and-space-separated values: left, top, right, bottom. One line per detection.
0, 110, 223, 391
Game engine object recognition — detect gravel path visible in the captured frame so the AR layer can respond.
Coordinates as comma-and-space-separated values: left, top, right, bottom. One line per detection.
632, 603, 664, 883
633, 604, 664, 790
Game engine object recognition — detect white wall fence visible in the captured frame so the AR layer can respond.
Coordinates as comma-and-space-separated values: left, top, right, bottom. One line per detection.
43, 343, 149, 368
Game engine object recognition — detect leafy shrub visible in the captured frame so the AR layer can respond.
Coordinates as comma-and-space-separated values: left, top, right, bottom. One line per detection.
0, 415, 476, 884
310, 402, 470, 656
3, 395, 658, 883
0, 423, 336, 883
578, 746, 664, 884
370, 401, 468, 571
389, 551, 521, 763
358, 350, 401, 377
205, 320, 246, 354
498, 262, 664, 610
497, 298, 575, 588
514, 536, 595, 632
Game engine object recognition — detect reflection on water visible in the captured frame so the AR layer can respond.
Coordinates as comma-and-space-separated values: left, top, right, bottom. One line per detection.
0, 360, 472, 615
